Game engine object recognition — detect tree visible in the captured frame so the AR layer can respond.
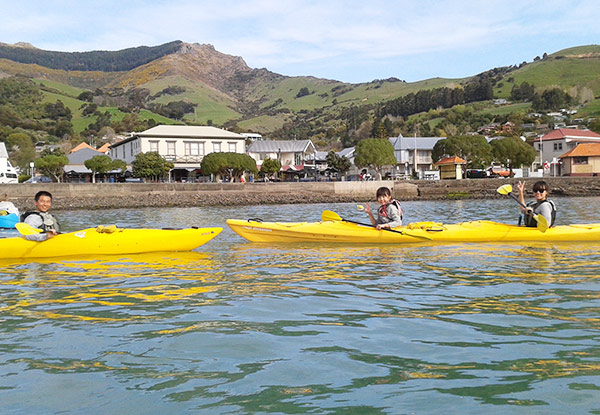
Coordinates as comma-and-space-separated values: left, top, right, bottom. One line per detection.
258, 157, 281, 179
6, 132, 36, 170
35, 154, 69, 182
131, 152, 173, 181
201, 152, 258, 182
354, 138, 396, 180
326, 150, 351, 178
84, 155, 127, 183
432, 135, 492, 168
490, 137, 536, 175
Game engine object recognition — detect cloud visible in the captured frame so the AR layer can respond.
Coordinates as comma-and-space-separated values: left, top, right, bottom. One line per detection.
1, 0, 599, 81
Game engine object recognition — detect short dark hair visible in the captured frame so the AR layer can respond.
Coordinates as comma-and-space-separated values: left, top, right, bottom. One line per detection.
532, 181, 548, 192
376, 187, 392, 198
34, 191, 53, 201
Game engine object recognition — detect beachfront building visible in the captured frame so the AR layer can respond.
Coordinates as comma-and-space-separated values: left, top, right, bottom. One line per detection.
63, 142, 108, 182
559, 143, 600, 176
434, 156, 466, 180
109, 125, 246, 182
247, 140, 316, 180
536, 128, 600, 175
389, 135, 445, 179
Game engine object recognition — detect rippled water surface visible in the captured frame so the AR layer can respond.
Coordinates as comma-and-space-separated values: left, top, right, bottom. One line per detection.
1, 198, 600, 414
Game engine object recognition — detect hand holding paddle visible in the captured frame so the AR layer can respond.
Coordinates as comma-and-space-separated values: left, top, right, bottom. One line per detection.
497, 184, 548, 232
321, 210, 431, 240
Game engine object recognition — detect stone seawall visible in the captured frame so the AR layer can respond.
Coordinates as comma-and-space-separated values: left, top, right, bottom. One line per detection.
1, 177, 599, 211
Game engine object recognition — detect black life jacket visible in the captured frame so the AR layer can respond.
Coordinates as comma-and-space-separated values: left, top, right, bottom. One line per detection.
20, 211, 61, 233
523, 199, 556, 228
378, 199, 403, 221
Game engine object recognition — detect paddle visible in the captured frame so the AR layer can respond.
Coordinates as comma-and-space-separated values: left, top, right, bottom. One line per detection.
497, 184, 549, 232
15, 222, 43, 235
321, 210, 431, 240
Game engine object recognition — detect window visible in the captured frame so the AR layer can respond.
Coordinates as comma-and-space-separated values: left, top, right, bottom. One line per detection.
213, 142, 221, 153
167, 141, 176, 155
573, 157, 588, 165
149, 140, 159, 152
229, 142, 237, 152
294, 153, 302, 165
199, 142, 205, 156
185, 142, 199, 156
553, 143, 563, 151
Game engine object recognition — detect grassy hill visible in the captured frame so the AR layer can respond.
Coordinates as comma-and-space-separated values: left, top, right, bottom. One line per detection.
0, 41, 598, 150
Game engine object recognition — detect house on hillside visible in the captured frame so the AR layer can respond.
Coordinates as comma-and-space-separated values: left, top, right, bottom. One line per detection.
536, 128, 600, 175
559, 143, 600, 176
109, 125, 246, 182
247, 140, 316, 180
434, 156, 466, 180
389, 135, 444, 179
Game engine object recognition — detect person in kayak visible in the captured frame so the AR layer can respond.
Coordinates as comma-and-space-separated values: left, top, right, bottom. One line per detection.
0, 193, 19, 216
364, 186, 403, 230
21, 190, 60, 241
517, 180, 556, 227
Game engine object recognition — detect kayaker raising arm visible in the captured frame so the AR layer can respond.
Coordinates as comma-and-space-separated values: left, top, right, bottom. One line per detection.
364, 186, 403, 230
21, 190, 61, 241
517, 180, 556, 227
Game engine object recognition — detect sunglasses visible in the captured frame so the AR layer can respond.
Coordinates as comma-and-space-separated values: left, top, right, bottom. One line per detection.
533, 189, 547, 194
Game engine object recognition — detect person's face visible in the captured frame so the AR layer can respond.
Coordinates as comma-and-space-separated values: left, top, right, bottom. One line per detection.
377, 194, 392, 205
532, 186, 547, 201
34, 195, 52, 213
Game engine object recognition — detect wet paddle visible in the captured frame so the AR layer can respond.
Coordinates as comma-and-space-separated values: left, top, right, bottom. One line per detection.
321, 210, 431, 240
497, 184, 549, 232
15, 222, 43, 236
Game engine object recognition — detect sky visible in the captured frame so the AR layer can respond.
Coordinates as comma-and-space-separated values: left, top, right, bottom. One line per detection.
2, 0, 599, 83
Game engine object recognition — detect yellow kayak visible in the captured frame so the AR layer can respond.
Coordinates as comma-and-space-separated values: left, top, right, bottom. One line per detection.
226, 219, 600, 244
0, 226, 222, 259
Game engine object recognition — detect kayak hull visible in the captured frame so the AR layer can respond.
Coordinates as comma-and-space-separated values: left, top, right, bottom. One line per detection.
226, 219, 600, 244
0, 226, 222, 259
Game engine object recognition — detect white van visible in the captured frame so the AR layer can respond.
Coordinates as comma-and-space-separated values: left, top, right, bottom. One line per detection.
0, 142, 19, 184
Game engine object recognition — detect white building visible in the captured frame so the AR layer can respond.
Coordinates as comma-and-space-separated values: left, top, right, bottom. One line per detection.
0, 142, 18, 184
536, 128, 600, 175
389, 135, 445, 179
109, 125, 246, 181
247, 140, 316, 179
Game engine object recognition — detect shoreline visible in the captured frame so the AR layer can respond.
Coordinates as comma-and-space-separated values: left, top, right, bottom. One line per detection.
2, 176, 599, 211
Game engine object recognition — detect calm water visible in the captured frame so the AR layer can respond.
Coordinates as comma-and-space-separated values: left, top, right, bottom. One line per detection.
1, 198, 600, 414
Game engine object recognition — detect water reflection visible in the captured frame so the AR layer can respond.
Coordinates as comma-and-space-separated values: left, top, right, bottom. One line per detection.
2, 199, 600, 413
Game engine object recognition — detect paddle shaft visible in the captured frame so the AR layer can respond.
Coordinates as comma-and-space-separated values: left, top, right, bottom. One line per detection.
339, 217, 406, 235
507, 191, 528, 210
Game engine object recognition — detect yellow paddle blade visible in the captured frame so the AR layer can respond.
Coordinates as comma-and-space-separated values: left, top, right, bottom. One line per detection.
15, 222, 43, 235
496, 184, 513, 195
535, 213, 549, 233
321, 210, 342, 222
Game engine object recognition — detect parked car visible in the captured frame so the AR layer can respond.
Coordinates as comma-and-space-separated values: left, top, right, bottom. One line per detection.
24, 176, 52, 183
466, 169, 488, 179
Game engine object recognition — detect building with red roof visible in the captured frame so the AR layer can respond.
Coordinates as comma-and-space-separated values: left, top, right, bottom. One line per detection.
434, 156, 466, 180
559, 143, 600, 176
536, 128, 600, 174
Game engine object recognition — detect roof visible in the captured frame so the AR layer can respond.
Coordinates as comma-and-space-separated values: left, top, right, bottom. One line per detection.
434, 156, 466, 166
389, 135, 445, 151
137, 125, 244, 139
111, 125, 245, 147
559, 143, 600, 158
67, 147, 105, 164
541, 128, 600, 142
69, 142, 95, 154
338, 147, 355, 158
247, 140, 315, 153
96, 143, 111, 153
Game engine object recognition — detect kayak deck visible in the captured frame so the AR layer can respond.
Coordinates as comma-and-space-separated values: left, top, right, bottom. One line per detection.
226, 219, 600, 244
0, 226, 222, 259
